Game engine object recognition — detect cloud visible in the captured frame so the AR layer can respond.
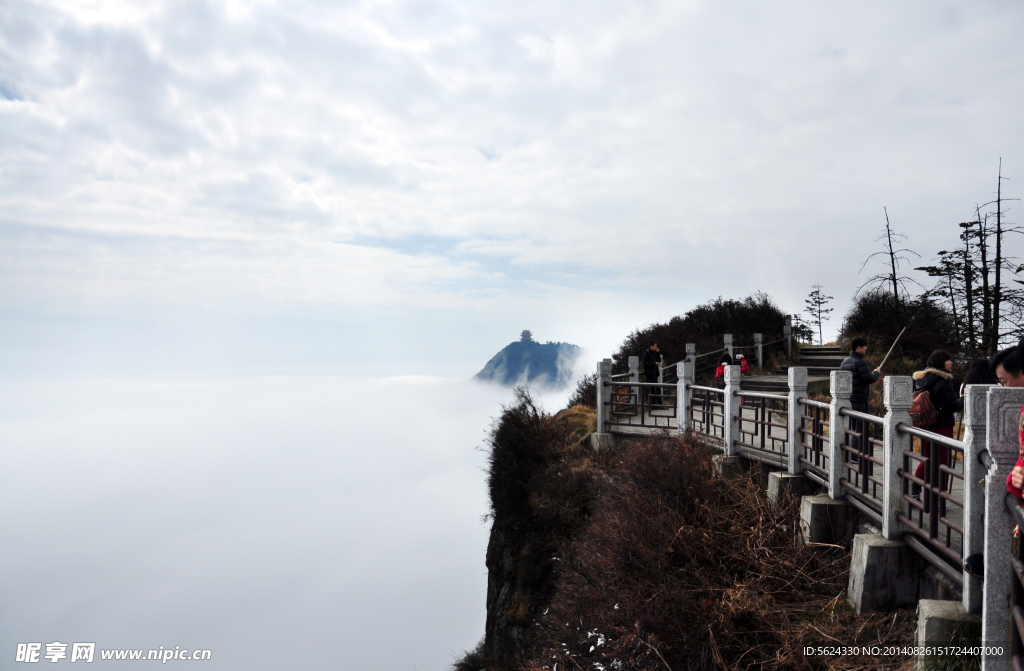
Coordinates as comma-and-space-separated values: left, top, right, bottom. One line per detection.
0, 375, 514, 670
1, 0, 1023, 360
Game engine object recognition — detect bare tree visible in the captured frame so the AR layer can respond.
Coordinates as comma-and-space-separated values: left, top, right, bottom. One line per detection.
858, 207, 921, 321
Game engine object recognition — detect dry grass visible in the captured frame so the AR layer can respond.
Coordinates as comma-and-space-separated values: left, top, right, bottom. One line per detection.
519, 434, 916, 671
457, 398, 920, 671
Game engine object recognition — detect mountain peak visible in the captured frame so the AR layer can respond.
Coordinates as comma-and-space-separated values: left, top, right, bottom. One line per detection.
475, 335, 580, 388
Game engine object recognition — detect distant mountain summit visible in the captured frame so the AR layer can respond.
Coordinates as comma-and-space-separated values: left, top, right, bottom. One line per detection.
474, 331, 582, 388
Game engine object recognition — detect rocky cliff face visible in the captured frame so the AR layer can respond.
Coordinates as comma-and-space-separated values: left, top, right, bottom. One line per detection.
482, 516, 530, 660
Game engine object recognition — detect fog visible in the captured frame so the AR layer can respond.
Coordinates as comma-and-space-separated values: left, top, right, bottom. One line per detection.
0, 375, 570, 669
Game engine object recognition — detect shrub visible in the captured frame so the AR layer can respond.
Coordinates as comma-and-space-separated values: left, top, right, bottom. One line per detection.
522, 434, 916, 670
458, 397, 915, 671
566, 373, 597, 409
840, 289, 957, 367
611, 293, 790, 374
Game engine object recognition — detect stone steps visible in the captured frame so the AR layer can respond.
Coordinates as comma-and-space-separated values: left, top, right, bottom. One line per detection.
800, 345, 845, 354
741, 375, 830, 395
798, 359, 847, 369
799, 355, 847, 363
791, 345, 847, 382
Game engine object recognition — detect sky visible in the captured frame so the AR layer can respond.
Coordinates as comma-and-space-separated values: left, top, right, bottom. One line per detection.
3, 1, 1023, 378
3, 1, 1024, 669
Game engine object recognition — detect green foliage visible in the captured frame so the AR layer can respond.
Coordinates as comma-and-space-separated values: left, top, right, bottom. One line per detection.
840, 288, 957, 364
805, 283, 834, 345
486, 388, 559, 522
610, 292, 789, 373
566, 373, 597, 409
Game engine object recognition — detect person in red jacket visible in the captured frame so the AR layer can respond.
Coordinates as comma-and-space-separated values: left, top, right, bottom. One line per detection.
992, 342, 1024, 500
714, 352, 749, 388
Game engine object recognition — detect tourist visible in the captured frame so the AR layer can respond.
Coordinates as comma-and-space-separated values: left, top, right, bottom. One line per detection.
840, 337, 881, 465
840, 337, 881, 411
960, 358, 998, 396
992, 342, 1024, 501
642, 341, 662, 406
910, 350, 963, 502
714, 351, 748, 388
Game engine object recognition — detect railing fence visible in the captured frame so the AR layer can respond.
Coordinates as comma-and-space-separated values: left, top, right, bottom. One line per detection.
595, 354, 1024, 668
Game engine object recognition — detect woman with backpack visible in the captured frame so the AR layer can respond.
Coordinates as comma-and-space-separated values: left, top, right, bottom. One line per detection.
910, 350, 963, 501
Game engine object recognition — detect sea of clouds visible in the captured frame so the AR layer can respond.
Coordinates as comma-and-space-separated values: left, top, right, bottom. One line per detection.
0, 374, 575, 670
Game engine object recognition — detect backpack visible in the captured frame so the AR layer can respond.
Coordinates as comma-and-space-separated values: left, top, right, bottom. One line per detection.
909, 389, 940, 427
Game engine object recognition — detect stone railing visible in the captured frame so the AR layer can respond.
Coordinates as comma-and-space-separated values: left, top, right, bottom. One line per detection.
595, 356, 1024, 668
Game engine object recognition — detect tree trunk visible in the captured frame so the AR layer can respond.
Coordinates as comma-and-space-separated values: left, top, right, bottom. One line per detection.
884, 208, 901, 319
993, 158, 1004, 348
963, 232, 975, 351
976, 209, 992, 354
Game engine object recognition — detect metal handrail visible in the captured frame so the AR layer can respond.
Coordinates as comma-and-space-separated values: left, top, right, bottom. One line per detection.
839, 407, 883, 424
895, 423, 967, 452
687, 384, 724, 394
693, 348, 727, 362
735, 390, 786, 401
902, 534, 964, 587
736, 445, 787, 467
798, 398, 830, 410
604, 380, 672, 388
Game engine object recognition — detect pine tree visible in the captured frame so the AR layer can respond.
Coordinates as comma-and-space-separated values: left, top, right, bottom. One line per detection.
804, 284, 834, 345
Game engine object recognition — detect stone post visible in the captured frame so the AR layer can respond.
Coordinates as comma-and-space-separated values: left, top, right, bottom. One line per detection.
724, 334, 733, 359
685, 343, 695, 366
628, 356, 639, 383
788, 367, 808, 475
722, 365, 741, 457
754, 333, 763, 369
596, 359, 611, 432
961, 384, 993, 614
828, 371, 853, 500
981, 386, 1024, 664
881, 376, 913, 541
784, 317, 793, 359
678, 360, 694, 433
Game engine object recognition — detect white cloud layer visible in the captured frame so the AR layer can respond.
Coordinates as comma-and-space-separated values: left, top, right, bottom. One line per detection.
2, 0, 1024, 366
0, 375, 522, 670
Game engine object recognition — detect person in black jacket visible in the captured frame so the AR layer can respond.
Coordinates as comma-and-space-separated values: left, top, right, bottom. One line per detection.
911, 349, 963, 501
641, 341, 662, 406
840, 337, 881, 466
840, 337, 881, 412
